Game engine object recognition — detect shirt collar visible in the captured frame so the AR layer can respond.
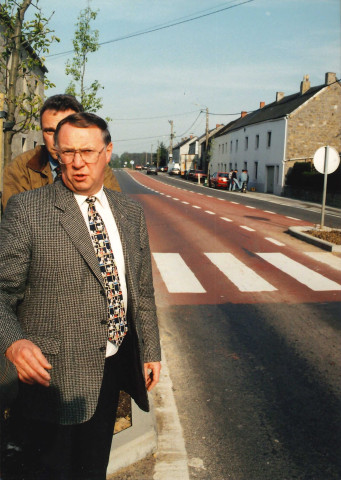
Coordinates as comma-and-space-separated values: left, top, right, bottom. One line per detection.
74, 187, 105, 208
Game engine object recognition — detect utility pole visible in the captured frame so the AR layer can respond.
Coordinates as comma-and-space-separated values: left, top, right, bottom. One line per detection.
205, 107, 209, 173
0, 93, 5, 220
156, 140, 160, 167
150, 144, 153, 164
168, 120, 174, 162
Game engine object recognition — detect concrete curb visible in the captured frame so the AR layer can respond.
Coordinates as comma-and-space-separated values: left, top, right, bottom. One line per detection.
288, 226, 341, 252
107, 396, 157, 475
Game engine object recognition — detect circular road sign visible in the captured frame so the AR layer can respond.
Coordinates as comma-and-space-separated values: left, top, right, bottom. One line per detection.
130, 160, 135, 165
313, 146, 340, 174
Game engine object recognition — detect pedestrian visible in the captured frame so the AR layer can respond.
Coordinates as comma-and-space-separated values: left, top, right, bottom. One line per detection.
2, 94, 120, 210
228, 169, 234, 190
232, 169, 241, 191
240, 169, 249, 191
0, 112, 161, 480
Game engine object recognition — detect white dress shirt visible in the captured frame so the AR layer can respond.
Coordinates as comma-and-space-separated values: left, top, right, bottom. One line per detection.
74, 188, 127, 357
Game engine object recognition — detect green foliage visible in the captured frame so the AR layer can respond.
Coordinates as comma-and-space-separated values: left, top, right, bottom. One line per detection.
158, 142, 168, 166
65, 6, 105, 115
286, 161, 341, 192
0, 0, 59, 137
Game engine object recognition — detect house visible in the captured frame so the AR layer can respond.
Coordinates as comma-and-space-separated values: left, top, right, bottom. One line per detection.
171, 135, 197, 175
209, 72, 340, 195
0, 10, 47, 160
188, 124, 225, 172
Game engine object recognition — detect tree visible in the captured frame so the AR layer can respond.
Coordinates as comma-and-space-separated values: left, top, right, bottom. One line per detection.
0, 0, 59, 165
65, 6, 104, 114
158, 142, 168, 166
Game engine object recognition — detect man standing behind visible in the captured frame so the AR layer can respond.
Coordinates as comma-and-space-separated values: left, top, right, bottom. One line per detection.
2, 94, 120, 210
0, 112, 161, 479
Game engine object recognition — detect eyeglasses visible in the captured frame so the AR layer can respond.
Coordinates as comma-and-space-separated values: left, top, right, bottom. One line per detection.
57, 146, 105, 164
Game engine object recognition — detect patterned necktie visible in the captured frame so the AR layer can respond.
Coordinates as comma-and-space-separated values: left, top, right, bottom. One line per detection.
86, 196, 128, 347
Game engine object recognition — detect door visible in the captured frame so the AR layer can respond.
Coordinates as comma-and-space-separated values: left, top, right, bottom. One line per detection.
266, 166, 274, 193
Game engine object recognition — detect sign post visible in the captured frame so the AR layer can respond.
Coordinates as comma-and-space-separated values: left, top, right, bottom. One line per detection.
313, 146, 340, 229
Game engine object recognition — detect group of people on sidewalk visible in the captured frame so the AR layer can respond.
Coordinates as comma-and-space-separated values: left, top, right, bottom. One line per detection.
0, 95, 161, 480
228, 169, 249, 191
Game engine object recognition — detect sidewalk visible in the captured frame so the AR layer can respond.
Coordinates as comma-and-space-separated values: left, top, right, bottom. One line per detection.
107, 336, 189, 480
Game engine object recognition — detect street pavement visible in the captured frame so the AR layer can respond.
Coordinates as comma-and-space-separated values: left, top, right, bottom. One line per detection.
107, 170, 341, 479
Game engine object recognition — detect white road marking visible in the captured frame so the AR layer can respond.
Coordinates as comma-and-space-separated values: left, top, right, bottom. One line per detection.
265, 237, 285, 246
304, 252, 341, 272
221, 217, 232, 222
264, 210, 275, 214
257, 253, 341, 291
286, 216, 300, 221
230, 201, 239, 204
246, 206, 256, 209
241, 226, 255, 232
205, 210, 215, 215
205, 253, 277, 292
181, 201, 189, 204
173, 198, 179, 201
153, 253, 206, 293
192, 205, 201, 209
166, 195, 171, 198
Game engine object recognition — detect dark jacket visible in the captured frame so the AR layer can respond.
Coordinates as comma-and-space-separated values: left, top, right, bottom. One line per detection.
2, 145, 121, 210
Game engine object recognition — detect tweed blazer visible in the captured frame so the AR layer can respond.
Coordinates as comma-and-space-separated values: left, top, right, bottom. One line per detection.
0, 181, 161, 425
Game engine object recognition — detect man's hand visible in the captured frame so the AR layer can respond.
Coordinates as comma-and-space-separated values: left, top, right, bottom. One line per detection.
5, 339, 52, 387
144, 361, 161, 392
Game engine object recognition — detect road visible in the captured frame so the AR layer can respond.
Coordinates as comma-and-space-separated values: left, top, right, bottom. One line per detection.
116, 169, 341, 480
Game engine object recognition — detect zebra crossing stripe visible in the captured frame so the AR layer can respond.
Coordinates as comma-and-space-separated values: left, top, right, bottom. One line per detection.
257, 252, 341, 291
153, 253, 206, 293
304, 252, 341, 272
265, 237, 285, 247
204, 253, 277, 292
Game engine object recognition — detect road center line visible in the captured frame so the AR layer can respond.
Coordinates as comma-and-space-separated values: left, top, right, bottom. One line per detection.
265, 237, 285, 246
221, 217, 232, 222
241, 226, 255, 232
205, 211, 215, 215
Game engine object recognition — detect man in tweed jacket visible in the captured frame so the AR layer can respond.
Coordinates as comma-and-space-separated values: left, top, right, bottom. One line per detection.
0, 112, 161, 479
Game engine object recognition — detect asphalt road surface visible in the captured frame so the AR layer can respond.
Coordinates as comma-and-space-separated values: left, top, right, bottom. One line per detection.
116, 169, 341, 480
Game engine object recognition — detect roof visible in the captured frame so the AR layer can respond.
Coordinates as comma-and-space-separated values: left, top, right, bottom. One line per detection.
218, 82, 337, 135
173, 136, 197, 150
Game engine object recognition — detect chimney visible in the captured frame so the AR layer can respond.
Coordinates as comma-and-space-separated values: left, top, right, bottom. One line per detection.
241, 111, 247, 118
260, 101, 265, 109
216, 124, 222, 128
190, 135, 193, 139
276, 92, 284, 102
300, 74, 311, 95
325, 72, 336, 85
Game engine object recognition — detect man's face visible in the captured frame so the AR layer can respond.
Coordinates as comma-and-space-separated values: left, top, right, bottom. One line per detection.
41, 109, 76, 160
57, 123, 112, 196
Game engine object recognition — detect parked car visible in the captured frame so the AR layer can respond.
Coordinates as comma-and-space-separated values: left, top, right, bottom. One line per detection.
168, 162, 181, 175
159, 165, 168, 172
146, 165, 158, 175
209, 172, 229, 189
142, 164, 149, 170
192, 170, 207, 182
169, 166, 181, 175
135, 164, 142, 170
185, 169, 195, 180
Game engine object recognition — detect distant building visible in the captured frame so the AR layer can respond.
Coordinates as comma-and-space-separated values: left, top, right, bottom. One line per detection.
209, 72, 340, 195
172, 136, 197, 175
0, 10, 47, 159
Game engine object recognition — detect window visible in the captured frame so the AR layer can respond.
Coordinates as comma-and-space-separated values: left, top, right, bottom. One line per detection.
235, 139, 238, 152
224, 164, 227, 172
255, 134, 259, 149
276, 165, 279, 184
222, 144, 224, 154
229, 162, 233, 171
267, 131, 272, 148
230, 141, 232, 153
234, 163, 237, 169
21, 137, 27, 152
254, 161, 258, 179
219, 144, 221, 153
244, 162, 247, 170
245, 137, 248, 150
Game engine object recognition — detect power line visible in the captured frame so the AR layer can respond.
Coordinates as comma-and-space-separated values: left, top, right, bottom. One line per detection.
112, 110, 200, 122
47, 0, 255, 58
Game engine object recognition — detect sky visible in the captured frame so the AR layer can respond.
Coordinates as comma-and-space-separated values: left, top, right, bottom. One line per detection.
32, 0, 340, 156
